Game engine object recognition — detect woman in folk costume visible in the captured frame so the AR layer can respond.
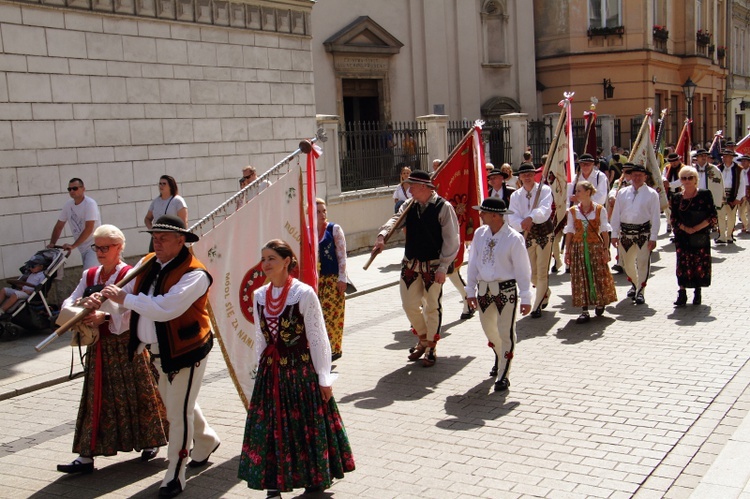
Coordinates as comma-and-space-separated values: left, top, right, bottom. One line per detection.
238, 239, 355, 498
57, 224, 167, 474
670, 165, 718, 306
316, 198, 348, 360
564, 181, 618, 323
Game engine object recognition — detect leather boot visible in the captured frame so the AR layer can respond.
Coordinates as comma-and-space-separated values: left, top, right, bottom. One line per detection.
674, 289, 687, 307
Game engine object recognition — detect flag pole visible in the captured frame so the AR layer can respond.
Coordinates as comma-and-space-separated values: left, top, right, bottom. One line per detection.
363, 198, 414, 270
531, 94, 570, 212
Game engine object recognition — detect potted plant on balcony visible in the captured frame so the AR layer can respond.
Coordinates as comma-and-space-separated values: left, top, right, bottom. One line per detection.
717, 46, 726, 59
696, 29, 711, 46
653, 25, 669, 41
587, 25, 625, 38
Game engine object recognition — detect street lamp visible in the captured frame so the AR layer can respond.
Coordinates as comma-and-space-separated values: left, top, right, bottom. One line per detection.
682, 77, 697, 120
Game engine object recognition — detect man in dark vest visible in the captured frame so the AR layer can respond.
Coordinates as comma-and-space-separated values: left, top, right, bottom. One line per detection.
717, 149, 743, 244
373, 170, 459, 367
101, 215, 220, 498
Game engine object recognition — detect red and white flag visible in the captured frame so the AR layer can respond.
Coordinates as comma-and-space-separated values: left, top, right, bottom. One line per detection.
736, 129, 750, 156
674, 118, 692, 163
300, 143, 322, 292
191, 165, 305, 407
432, 123, 485, 267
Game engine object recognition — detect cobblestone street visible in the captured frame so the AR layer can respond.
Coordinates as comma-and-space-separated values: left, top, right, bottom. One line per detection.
1, 222, 750, 498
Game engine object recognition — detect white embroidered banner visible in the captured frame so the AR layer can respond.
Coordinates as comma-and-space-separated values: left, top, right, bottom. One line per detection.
191, 165, 303, 407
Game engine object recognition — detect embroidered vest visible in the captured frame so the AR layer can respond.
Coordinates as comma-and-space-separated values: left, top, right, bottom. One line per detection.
129, 247, 213, 372
318, 223, 339, 276
404, 196, 445, 262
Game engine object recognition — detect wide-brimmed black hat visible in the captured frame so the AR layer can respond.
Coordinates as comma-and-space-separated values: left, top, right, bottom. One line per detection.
143, 214, 199, 243
404, 170, 435, 189
695, 148, 709, 156
621, 162, 635, 172
487, 168, 509, 179
666, 153, 680, 162
473, 197, 513, 214
726, 140, 736, 146
579, 153, 595, 162
738, 155, 750, 162
721, 149, 738, 156
628, 164, 647, 173
517, 162, 536, 175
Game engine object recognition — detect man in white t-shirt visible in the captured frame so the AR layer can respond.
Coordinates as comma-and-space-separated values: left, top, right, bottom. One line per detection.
47, 178, 101, 270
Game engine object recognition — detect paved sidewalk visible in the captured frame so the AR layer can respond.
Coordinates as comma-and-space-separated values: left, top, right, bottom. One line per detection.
1, 229, 750, 498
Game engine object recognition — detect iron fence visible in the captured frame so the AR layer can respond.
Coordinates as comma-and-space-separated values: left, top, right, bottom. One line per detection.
630, 115, 645, 147
527, 117, 554, 167
614, 118, 622, 148
447, 119, 512, 167
338, 121, 427, 192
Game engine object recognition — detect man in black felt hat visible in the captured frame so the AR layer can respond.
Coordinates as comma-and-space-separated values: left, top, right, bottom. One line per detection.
100, 215, 220, 498
610, 164, 661, 305
465, 198, 531, 392
373, 170, 459, 367
508, 162, 554, 318
487, 167, 515, 205
693, 148, 725, 210
717, 149, 744, 243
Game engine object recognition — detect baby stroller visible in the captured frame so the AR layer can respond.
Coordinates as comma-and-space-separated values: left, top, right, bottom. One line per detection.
0, 248, 67, 340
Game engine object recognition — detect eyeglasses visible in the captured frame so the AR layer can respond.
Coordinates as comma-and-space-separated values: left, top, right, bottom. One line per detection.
680, 176, 695, 181
242, 175, 254, 180
67, 186, 80, 192
91, 244, 117, 253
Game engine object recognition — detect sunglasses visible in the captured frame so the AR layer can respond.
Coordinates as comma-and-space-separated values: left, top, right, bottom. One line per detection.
91, 244, 117, 253
680, 176, 695, 181
67, 186, 80, 192
242, 175, 254, 180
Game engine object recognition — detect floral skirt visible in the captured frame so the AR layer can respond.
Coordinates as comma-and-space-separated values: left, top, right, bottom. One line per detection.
675, 233, 712, 288
238, 349, 355, 491
569, 239, 618, 308
317, 274, 345, 354
73, 331, 168, 457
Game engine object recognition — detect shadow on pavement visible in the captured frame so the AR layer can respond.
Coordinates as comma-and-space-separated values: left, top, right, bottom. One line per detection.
437, 377, 520, 430
377, 263, 402, 273
555, 316, 615, 344
338, 355, 474, 410
667, 305, 716, 326
608, 299, 657, 321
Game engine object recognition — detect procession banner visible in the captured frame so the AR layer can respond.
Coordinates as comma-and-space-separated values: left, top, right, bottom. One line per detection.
432, 123, 486, 267
674, 119, 692, 163
191, 165, 303, 407
300, 145, 322, 292
708, 131, 723, 163
582, 108, 597, 157
542, 94, 573, 231
735, 129, 750, 156
629, 110, 668, 209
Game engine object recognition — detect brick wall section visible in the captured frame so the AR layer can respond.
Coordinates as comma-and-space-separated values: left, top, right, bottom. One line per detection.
0, 1, 315, 278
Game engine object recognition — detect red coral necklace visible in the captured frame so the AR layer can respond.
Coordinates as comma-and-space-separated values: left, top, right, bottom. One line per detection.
265, 275, 293, 316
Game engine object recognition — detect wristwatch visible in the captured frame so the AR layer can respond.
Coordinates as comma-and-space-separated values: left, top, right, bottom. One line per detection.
104, 314, 111, 322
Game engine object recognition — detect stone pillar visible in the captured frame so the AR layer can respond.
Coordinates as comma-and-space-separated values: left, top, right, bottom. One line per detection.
598, 114, 616, 154
417, 114, 449, 164
316, 115, 341, 199
501, 113, 529, 167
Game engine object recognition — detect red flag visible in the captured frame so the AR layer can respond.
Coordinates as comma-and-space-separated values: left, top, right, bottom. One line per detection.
300, 143, 321, 292
432, 124, 485, 267
583, 110, 597, 157
736, 130, 750, 156
675, 119, 692, 163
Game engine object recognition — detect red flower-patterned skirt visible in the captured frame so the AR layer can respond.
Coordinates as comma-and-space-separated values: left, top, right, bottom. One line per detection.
238, 346, 355, 491
72, 331, 168, 457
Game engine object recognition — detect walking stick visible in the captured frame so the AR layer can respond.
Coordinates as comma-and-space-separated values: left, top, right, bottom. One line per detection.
35, 254, 157, 352
363, 198, 415, 271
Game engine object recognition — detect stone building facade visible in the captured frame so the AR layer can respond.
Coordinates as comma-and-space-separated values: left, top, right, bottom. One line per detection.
533, 0, 728, 148
0, 0, 316, 279
728, 0, 750, 139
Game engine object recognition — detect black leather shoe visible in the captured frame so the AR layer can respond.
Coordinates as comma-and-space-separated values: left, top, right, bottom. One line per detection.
594, 306, 605, 317
304, 486, 323, 493
57, 459, 94, 474
331, 352, 342, 361
459, 308, 476, 320
576, 312, 590, 324
551, 264, 558, 273
634, 293, 645, 305
693, 288, 702, 305
530, 309, 542, 319
626, 285, 636, 298
141, 447, 158, 461
158, 479, 183, 498
674, 290, 687, 307
489, 365, 498, 377
612, 264, 624, 274
494, 378, 510, 392
188, 442, 220, 468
